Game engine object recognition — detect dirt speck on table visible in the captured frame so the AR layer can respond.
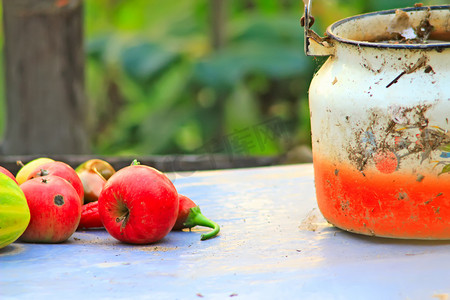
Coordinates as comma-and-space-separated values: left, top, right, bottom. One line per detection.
299, 209, 320, 232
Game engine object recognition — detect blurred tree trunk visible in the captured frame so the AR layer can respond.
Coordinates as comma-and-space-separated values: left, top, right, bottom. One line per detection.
210, 0, 228, 142
1, 0, 89, 155
211, 0, 226, 51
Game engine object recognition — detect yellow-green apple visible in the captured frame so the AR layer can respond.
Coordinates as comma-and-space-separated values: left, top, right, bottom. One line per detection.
0, 173, 30, 249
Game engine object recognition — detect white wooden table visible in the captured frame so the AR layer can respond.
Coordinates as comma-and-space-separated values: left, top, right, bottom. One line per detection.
1, 164, 449, 299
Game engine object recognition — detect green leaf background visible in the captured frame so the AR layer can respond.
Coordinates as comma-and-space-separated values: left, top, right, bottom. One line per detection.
0, 0, 447, 156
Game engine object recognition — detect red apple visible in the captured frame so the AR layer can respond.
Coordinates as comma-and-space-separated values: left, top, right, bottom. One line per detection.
75, 159, 115, 203
0, 166, 18, 184
19, 175, 81, 243
98, 163, 179, 244
16, 157, 54, 184
27, 161, 84, 205
77, 170, 107, 203
76, 159, 115, 180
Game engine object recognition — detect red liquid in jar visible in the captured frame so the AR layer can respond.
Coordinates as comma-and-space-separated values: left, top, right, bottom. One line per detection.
313, 154, 450, 239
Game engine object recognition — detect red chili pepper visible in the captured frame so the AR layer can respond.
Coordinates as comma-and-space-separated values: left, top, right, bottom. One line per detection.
77, 201, 103, 230
172, 194, 220, 240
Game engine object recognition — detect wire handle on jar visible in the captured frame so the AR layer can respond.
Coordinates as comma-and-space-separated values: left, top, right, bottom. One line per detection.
300, 0, 334, 56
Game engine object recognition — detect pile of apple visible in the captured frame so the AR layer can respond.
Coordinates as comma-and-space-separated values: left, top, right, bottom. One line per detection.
0, 158, 220, 249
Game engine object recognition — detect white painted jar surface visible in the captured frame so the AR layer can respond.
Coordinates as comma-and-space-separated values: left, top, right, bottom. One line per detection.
306, 5, 450, 239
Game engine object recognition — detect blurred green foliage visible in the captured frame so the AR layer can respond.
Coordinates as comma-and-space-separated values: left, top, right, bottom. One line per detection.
84, 0, 446, 157
85, 0, 313, 156
1, 0, 448, 156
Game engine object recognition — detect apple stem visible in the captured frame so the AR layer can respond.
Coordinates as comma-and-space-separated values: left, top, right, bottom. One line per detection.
131, 159, 140, 166
116, 210, 129, 229
183, 206, 220, 241
16, 160, 25, 167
